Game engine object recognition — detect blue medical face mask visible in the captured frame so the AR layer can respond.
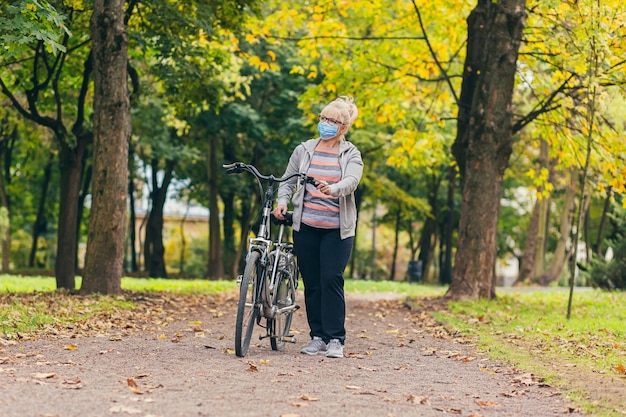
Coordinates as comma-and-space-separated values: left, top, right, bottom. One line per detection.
318, 122, 338, 140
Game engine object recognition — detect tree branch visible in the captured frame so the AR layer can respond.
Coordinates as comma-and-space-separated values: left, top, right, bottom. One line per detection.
411, 0, 460, 105
512, 74, 575, 134
268, 35, 425, 42
73, 52, 93, 139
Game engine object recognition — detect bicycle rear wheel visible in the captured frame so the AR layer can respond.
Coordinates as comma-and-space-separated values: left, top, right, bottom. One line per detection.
270, 257, 297, 351
235, 251, 261, 357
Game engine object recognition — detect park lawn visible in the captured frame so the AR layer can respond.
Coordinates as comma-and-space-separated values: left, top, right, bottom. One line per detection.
434, 288, 626, 416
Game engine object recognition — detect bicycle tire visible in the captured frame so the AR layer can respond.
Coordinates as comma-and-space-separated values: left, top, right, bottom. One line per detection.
235, 251, 261, 357
270, 255, 297, 351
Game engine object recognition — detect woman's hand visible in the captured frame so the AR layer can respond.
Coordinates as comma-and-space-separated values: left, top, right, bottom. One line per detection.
316, 180, 332, 196
273, 205, 288, 220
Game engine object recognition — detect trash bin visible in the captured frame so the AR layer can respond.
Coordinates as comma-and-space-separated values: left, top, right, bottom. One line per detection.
408, 260, 423, 283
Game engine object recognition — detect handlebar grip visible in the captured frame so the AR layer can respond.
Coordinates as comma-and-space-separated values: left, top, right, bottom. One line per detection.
223, 162, 244, 175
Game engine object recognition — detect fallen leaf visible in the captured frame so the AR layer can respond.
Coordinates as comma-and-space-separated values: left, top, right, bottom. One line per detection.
64, 344, 78, 351
512, 373, 536, 386
344, 385, 361, 390
299, 394, 319, 401
290, 402, 309, 407
127, 378, 138, 388
61, 378, 82, 389
614, 364, 626, 374
32, 373, 56, 379
407, 394, 430, 404
62, 378, 81, 385
248, 363, 258, 372
475, 400, 499, 407
260, 359, 270, 365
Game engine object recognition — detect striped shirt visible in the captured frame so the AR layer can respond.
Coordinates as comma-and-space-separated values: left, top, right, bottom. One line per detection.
302, 146, 341, 229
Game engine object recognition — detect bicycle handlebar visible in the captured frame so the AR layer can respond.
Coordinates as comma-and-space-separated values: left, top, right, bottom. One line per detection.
223, 162, 316, 185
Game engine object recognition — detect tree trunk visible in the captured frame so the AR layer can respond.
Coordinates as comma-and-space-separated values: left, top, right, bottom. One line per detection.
81, 0, 130, 294
235, 197, 253, 276
29, 157, 53, 267
538, 169, 577, 285
76, 154, 92, 270
143, 160, 172, 278
56, 142, 86, 290
389, 207, 401, 281
440, 165, 456, 285
0, 123, 16, 273
447, 0, 526, 300
518, 199, 539, 283
207, 134, 224, 279
0, 166, 10, 273
533, 195, 550, 278
221, 192, 236, 278
128, 168, 138, 272
595, 187, 612, 257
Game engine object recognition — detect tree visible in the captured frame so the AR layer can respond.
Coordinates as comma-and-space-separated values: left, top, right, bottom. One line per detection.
81, 0, 130, 294
0, 2, 92, 290
446, 0, 527, 299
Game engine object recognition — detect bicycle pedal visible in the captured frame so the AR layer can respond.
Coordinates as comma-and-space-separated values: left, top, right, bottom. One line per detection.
282, 335, 297, 344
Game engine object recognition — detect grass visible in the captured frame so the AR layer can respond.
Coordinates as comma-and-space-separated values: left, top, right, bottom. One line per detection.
0, 274, 238, 295
434, 288, 626, 416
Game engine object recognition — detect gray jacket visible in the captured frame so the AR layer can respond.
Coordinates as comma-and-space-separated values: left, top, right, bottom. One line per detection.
277, 138, 363, 239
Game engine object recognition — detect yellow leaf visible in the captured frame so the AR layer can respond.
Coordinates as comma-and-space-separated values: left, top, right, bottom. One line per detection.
64, 344, 78, 350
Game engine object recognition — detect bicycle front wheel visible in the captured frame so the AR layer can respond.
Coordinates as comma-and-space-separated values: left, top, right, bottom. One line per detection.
235, 251, 261, 357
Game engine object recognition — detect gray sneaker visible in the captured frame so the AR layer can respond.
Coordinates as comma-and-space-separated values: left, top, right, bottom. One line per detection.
300, 336, 326, 355
325, 339, 343, 358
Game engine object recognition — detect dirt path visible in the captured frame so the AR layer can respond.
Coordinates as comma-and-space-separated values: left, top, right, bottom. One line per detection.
0, 292, 581, 417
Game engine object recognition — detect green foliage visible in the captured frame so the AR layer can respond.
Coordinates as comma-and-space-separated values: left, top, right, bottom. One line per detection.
0, 0, 70, 59
588, 202, 626, 290
164, 231, 210, 278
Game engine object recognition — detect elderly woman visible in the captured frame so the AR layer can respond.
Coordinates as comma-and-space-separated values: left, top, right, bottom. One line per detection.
273, 96, 363, 358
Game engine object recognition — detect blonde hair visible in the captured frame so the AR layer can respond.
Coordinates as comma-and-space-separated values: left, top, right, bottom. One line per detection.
322, 96, 359, 128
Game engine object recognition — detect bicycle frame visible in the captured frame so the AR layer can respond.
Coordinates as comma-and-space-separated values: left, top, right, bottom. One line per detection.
225, 162, 314, 319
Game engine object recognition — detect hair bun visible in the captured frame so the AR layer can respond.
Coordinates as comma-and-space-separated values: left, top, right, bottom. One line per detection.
333, 96, 359, 123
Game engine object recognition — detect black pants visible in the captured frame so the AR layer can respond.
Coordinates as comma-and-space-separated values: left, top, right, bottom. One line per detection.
293, 224, 354, 344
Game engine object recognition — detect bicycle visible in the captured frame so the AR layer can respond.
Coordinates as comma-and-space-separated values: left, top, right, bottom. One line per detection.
223, 162, 316, 357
